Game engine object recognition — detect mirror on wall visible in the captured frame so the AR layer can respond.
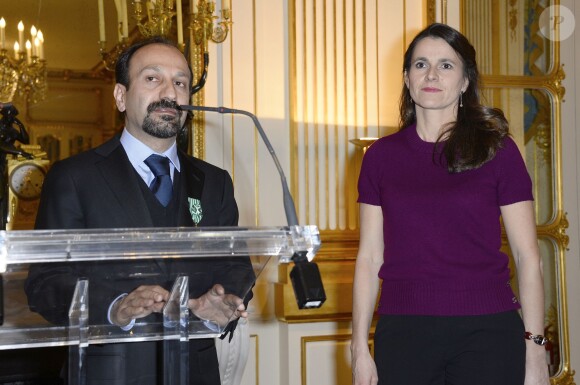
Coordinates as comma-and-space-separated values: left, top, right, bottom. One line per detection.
462, 0, 555, 76
481, 86, 555, 225
462, 0, 572, 383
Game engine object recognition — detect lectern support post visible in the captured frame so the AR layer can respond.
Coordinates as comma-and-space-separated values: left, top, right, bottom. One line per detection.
163, 275, 190, 385
68, 279, 89, 385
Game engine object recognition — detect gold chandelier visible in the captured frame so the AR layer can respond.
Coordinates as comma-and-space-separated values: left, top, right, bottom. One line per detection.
0, 18, 47, 104
97, 0, 232, 75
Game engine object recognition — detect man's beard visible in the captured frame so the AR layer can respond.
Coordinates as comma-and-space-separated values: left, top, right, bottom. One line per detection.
142, 100, 183, 139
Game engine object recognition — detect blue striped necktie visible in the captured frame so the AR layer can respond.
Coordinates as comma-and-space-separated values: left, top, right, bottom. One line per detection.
144, 154, 173, 207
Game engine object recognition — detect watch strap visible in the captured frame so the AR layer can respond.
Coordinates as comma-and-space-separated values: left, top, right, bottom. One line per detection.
524, 331, 548, 346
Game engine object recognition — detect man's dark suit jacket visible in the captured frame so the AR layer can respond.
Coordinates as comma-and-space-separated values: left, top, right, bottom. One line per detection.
24, 135, 253, 385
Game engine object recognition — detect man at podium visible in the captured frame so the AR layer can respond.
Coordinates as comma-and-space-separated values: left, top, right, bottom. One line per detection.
25, 36, 253, 385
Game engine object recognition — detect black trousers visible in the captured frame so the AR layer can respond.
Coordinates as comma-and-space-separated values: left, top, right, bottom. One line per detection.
77, 338, 220, 385
373, 311, 526, 385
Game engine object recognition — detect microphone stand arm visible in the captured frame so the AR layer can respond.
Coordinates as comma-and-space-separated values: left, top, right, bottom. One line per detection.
180, 104, 326, 309
180, 105, 298, 227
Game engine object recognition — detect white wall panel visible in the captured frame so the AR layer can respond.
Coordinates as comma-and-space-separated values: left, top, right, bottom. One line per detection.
201, 1, 459, 384
289, 0, 425, 230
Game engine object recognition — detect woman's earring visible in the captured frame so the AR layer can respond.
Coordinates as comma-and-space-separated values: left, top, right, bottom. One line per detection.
459, 92, 463, 108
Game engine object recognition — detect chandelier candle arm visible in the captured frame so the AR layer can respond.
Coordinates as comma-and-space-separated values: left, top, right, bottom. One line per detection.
121, 0, 129, 39
97, 0, 231, 84
0, 18, 47, 103
0, 18, 5, 50
30, 26, 37, 57
190, 0, 232, 47
37, 31, 44, 60
113, 0, 122, 41
176, 0, 183, 46
98, 0, 106, 42
25, 41, 31, 65
17, 22, 23, 50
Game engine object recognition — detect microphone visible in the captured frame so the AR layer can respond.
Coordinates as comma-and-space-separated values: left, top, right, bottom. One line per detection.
180, 104, 326, 309
179, 105, 298, 226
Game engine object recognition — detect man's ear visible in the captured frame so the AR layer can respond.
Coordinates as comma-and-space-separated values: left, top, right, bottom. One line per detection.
113, 84, 127, 112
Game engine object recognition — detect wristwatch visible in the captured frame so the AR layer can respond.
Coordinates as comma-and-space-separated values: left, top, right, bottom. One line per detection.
525, 331, 549, 346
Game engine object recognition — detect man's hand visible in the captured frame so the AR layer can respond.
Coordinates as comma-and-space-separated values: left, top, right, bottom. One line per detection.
188, 284, 247, 327
110, 285, 169, 327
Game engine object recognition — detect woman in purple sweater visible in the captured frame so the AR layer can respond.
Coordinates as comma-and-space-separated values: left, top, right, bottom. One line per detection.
351, 23, 549, 385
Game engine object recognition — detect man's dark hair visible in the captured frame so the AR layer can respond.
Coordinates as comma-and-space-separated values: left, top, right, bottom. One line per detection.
115, 36, 193, 93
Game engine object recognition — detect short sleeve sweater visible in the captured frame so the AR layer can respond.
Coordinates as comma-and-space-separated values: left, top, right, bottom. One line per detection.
357, 123, 533, 316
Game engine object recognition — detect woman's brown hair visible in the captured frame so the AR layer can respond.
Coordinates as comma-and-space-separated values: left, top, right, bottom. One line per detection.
399, 23, 509, 173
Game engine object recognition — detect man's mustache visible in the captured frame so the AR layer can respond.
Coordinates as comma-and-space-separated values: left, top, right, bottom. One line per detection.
147, 99, 183, 113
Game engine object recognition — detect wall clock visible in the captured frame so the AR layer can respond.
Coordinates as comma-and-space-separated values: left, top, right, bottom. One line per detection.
5, 145, 50, 230
9, 162, 46, 200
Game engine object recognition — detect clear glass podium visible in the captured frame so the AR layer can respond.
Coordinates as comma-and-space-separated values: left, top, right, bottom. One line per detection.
0, 225, 321, 384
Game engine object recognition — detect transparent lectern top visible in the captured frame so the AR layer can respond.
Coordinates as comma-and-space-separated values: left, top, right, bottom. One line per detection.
0, 225, 321, 271
0, 226, 320, 350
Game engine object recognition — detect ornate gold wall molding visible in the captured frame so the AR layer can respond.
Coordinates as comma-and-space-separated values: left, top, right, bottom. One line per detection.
190, 30, 206, 158
427, 0, 437, 24
426, 0, 448, 25
249, 334, 259, 385
509, 0, 519, 40
538, 210, 570, 249
25, 87, 104, 126
47, 69, 114, 82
